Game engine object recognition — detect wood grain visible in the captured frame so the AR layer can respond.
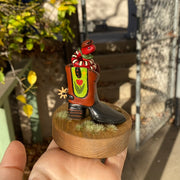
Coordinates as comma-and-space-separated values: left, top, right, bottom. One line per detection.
52, 102, 132, 158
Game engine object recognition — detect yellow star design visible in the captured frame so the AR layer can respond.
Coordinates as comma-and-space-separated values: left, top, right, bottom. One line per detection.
58, 87, 68, 99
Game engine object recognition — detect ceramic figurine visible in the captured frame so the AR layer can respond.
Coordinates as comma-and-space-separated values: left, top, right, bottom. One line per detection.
53, 40, 132, 158
65, 40, 125, 125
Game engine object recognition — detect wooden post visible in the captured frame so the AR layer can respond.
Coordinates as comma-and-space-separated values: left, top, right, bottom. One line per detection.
63, 7, 81, 64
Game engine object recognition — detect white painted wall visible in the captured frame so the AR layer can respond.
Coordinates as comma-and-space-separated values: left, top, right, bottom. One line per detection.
78, 0, 128, 31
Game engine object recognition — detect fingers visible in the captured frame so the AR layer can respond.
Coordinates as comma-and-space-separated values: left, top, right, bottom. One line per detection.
105, 148, 127, 179
0, 140, 26, 180
0, 140, 26, 170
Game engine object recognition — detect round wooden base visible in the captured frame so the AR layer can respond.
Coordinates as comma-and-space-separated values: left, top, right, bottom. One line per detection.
52, 102, 132, 159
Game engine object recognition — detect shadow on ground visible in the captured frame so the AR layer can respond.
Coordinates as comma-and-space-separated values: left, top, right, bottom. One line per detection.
122, 124, 180, 180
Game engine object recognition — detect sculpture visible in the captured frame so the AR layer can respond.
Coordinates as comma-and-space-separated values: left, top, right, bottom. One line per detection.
65, 39, 126, 125
53, 40, 132, 158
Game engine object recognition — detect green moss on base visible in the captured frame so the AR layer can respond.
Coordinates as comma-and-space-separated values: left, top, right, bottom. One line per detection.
76, 120, 118, 134
56, 111, 72, 120
106, 125, 118, 131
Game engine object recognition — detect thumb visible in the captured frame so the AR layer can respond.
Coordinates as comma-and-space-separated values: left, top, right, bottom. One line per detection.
0, 141, 26, 180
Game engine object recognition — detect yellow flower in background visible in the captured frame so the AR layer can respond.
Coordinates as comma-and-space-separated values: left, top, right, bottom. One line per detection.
58, 5, 69, 11
16, 70, 37, 118
27, 70, 37, 86
16, 95, 27, 104
23, 104, 33, 118
50, 0, 56, 4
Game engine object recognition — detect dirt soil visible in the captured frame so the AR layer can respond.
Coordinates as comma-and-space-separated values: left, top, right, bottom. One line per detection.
24, 140, 50, 179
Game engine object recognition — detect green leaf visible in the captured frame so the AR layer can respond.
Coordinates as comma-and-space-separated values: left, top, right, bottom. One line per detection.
68, 5, 76, 15
9, 43, 19, 50
52, 35, 58, 40
40, 43, 45, 52
52, 26, 60, 33
22, 12, 31, 17
58, 11, 66, 18
58, 5, 69, 11
11, 20, 21, 27
40, 30, 45, 35
14, 36, 23, 43
7, 24, 14, 30
26, 43, 33, 50
8, 29, 14, 35
26, 39, 34, 50
26, 16, 36, 24
0, 68, 5, 84
8, 19, 16, 25
16, 15, 21, 21
71, 0, 78, 4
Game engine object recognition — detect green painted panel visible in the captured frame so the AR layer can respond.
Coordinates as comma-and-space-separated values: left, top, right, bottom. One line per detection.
0, 108, 11, 161
71, 67, 88, 98
4, 100, 15, 141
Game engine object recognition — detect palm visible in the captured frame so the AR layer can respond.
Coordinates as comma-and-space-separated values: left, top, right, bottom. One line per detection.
29, 140, 127, 180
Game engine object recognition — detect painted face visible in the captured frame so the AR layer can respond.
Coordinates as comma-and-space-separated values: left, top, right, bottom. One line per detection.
81, 44, 96, 55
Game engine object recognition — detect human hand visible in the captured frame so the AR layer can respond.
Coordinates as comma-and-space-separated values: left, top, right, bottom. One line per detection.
0, 141, 26, 180
29, 140, 127, 180
0, 140, 127, 180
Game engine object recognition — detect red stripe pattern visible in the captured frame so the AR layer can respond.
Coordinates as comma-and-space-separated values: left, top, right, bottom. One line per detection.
71, 50, 97, 71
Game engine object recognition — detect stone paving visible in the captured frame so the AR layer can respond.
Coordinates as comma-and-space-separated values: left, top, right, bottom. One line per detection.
122, 124, 180, 180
